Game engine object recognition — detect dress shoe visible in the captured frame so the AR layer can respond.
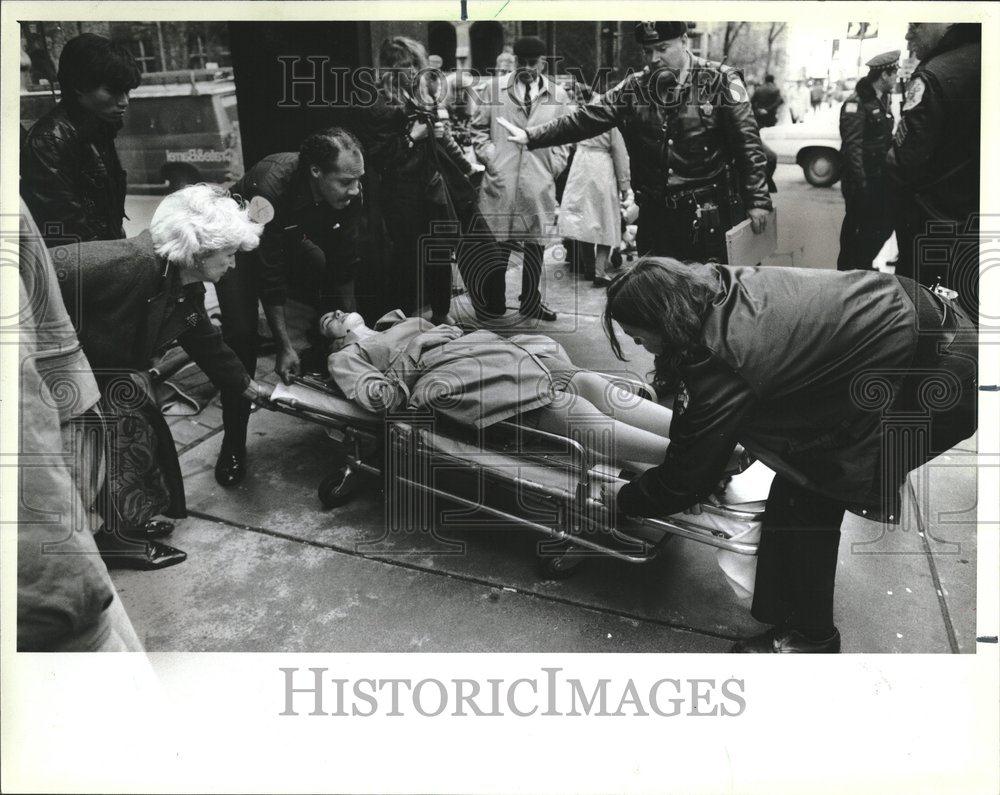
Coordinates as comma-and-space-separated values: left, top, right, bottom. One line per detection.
731, 626, 841, 653
592, 275, 613, 288
120, 519, 175, 541
214, 447, 247, 487
519, 301, 557, 321
95, 533, 187, 571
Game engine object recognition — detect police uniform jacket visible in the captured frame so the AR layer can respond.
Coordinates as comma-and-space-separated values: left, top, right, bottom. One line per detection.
49, 230, 251, 394
230, 152, 363, 307
617, 266, 976, 523
838, 83, 894, 193
525, 57, 772, 212
887, 25, 981, 223
21, 100, 128, 247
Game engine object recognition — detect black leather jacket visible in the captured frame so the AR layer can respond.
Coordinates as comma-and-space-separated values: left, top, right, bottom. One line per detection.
887, 25, 980, 224
21, 100, 128, 247
617, 266, 976, 523
839, 83, 894, 192
526, 56, 772, 211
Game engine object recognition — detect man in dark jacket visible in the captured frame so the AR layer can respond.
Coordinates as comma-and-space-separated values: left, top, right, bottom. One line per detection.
214, 128, 365, 486
498, 21, 772, 263
837, 50, 899, 271
21, 33, 141, 246
887, 23, 980, 322
750, 74, 784, 128
603, 259, 977, 652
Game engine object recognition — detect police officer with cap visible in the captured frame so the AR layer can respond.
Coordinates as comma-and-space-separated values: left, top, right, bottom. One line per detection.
498, 21, 772, 262
836, 49, 899, 271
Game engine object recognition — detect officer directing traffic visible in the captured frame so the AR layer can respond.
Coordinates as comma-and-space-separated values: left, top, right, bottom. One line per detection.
498, 21, 772, 263
836, 50, 899, 271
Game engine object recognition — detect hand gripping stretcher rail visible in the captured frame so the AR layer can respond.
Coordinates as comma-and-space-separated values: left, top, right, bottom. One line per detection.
264, 374, 770, 578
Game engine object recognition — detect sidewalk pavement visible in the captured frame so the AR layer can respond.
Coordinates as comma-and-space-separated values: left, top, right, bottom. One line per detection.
113, 246, 978, 653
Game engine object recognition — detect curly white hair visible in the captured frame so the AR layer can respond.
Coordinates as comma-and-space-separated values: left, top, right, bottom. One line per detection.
150, 184, 263, 268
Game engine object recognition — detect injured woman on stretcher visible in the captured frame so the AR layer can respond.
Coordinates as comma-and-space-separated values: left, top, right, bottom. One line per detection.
319, 309, 675, 474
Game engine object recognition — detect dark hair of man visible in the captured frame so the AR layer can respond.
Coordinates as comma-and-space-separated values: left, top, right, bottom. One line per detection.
299, 127, 362, 174
57, 33, 141, 99
603, 257, 719, 387
855, 72, 883, 102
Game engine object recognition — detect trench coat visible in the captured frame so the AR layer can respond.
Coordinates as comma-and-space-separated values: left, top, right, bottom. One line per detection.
557, 127, 631, 248
471, 75, 572, 243
327, 316, 578, 428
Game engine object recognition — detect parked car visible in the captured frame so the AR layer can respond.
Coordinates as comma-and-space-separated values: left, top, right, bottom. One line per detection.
21, 72, 243, 193
761, 116, 842, 187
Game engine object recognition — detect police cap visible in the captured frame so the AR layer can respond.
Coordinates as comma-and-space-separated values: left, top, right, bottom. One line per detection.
513, 36, 546, 61
634, 22, 689, 44
866, 50, 900, 69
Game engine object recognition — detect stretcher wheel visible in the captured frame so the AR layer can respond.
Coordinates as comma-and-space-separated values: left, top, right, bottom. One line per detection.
318, 464, 363, 509
537, 542, 586, 579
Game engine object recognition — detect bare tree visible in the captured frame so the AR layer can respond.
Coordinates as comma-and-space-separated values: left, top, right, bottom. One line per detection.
764, 22, 786, 75
722, 21, 749, 60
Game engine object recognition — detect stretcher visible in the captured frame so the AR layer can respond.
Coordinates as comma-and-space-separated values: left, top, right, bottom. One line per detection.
266, 375, 769, 578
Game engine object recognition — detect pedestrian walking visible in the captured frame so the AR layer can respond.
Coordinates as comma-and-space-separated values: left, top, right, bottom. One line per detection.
750, 74, 784, 129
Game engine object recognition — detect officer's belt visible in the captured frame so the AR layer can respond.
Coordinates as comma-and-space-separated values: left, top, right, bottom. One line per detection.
637, 173, 730, 210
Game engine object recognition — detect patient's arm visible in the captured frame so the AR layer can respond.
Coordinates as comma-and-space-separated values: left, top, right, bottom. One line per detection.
327, 346, 409, 413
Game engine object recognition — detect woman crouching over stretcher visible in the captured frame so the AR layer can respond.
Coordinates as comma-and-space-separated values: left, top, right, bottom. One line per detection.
319, 309, 676, 471
601, 258, 977, 653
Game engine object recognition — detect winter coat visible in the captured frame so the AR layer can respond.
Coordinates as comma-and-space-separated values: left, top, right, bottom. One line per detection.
471, 75, 573, 243
557, 126, 631, 248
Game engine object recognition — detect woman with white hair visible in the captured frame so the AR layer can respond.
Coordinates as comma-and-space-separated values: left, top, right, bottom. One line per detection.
51, 184, 271, 570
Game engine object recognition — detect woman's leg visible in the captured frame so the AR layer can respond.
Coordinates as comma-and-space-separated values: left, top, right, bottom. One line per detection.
533, 393, 669, 465
563, 371, 673, 439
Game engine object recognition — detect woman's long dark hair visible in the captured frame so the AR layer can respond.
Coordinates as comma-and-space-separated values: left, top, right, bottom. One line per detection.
603, 257, 720, 390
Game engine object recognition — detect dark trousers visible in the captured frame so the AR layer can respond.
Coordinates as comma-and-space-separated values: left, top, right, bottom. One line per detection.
751, 475, 845, 631
496, 240, 545, 310
216, 244, 353, 452
636, 200, 736, 263
837, 180, 892, 271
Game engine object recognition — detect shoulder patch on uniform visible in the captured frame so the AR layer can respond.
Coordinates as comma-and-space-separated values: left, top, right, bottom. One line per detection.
844, 102, 858, 114
726, 71, 749, 104
902, 77, 926, 112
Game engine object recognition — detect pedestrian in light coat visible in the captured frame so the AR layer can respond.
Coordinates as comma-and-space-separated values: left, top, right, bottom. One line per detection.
471, 36, 572, 321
